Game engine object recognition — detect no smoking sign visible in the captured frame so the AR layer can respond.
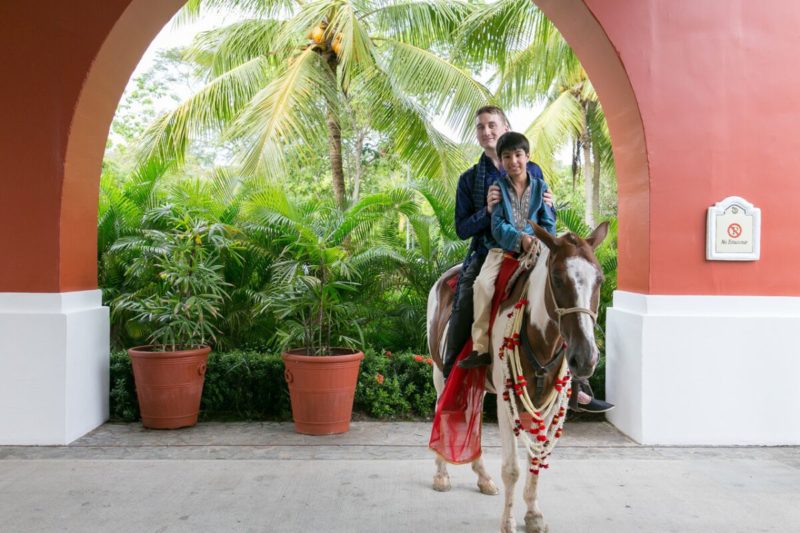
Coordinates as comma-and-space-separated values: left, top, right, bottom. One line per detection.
727, 223, 742, 238
706, 196, 760, 261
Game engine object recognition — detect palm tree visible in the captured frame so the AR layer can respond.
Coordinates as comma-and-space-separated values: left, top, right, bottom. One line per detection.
457, 0, 615, 225
138, 0, 493, 209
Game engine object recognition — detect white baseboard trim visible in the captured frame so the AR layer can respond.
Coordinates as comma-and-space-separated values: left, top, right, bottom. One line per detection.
606, 291, 800, 445
0, 290, 109, 445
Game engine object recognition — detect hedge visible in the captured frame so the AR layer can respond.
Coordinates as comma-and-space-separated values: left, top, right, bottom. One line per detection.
110, 349, 606, 423
109, 349, 439, 422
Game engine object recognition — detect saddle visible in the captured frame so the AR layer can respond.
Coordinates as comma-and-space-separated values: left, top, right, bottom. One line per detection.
430, 248, 539, 369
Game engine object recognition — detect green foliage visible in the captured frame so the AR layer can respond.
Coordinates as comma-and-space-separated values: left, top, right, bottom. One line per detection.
109, 352, 139, 422
110, 205, 234, 350
353, 350, 439, 419
102, 0, 622, 404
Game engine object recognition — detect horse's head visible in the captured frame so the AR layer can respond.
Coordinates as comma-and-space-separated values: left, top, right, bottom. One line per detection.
529, 221, 609, 379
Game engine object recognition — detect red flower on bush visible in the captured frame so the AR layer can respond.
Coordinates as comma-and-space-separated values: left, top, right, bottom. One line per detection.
375, 373, 385, 385
385, 351, 392, 358
413, 354, 424, 363
425, 357, 433, 366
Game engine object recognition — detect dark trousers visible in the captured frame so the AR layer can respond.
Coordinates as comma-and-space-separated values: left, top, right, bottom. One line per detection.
443, 253, 486, 378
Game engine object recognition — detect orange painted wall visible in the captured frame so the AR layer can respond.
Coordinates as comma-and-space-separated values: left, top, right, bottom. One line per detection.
1, 0, 798, 296
0, 0, 182, 293
581, 0, 800, 295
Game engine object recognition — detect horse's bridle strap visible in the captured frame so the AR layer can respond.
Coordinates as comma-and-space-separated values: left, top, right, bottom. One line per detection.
546, 256, 599, 328
555, 307, 597, 320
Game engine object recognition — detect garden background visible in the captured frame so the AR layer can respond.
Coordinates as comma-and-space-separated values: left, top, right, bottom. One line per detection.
101, 0, 618, 421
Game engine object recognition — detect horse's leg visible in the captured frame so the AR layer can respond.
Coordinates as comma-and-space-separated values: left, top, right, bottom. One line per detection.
431, 365, 451, 492
472, 452, 498, 495
523, 469, 548, 533
497, 392, 519, 533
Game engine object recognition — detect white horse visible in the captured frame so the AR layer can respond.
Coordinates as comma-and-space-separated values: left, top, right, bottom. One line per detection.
427, 221, 609, 533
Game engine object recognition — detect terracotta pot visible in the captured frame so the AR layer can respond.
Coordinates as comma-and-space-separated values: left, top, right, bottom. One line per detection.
128, 345, 210, 429
282, 348, 364, 435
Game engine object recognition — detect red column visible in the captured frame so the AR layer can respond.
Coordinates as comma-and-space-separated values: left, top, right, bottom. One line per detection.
0, 0, 182, 293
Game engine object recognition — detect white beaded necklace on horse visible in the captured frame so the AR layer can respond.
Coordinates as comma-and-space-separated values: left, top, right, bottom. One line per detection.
497, 242, 599, 476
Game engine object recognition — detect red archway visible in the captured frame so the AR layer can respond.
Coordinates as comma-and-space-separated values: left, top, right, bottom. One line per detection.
2, 0, 799, 445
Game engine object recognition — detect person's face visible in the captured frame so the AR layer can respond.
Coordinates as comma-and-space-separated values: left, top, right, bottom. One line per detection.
475, 112, 510, 151
500, 148, 529, 179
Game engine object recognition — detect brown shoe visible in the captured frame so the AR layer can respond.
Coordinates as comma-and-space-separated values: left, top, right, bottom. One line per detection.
458, 351, 492, 369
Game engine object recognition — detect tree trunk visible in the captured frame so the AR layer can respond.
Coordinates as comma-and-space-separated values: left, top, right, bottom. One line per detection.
581, 129, 594, 227
326, 105, 346, 209
351, 129, 365, 204
572, 139, 580, 192
323, 52, 346, 209
591, 142, 601, 224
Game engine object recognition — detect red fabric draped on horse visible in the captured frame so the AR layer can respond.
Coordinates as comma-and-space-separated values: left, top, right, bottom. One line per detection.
429, 252, 520, 464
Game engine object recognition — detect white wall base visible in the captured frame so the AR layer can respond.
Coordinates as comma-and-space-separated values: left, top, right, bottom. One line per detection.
606, 291, 800, 445
0, 291, 109, 445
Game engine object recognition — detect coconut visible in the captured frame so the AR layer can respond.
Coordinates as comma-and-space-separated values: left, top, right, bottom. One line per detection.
311, 26, 324, 44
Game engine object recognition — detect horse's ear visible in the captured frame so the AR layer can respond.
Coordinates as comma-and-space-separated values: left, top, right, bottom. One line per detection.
529, 220, 557, 250
585, 221, 610, 249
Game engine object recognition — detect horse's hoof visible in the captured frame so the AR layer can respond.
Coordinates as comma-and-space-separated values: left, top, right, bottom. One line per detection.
432, 475, 451, 492
524, 512, 548, 533
477, 479, 499, 495
500, 518, 517, 533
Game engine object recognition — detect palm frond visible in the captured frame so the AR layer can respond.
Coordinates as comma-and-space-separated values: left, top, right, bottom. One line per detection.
523, 89, 584, 179
368, 0, 472, 49
456, 0, 549, 70
231, 46, 339, 177
187, 19, 291, 77
136, 56, 270, 168
379, 38, 493, 139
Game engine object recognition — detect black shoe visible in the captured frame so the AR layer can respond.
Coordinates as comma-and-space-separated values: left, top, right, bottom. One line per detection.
458, 351, 492, 369
574, 397, 615, 414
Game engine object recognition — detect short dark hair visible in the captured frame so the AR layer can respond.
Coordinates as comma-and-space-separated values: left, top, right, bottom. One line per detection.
496, 131, 530, 158
475, 105, 511, 128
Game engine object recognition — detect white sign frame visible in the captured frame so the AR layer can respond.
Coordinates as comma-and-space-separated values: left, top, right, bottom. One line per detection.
706, 196, 761, 261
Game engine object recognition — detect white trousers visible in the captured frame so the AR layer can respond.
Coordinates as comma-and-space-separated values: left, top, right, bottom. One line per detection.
471, 248, 506, 354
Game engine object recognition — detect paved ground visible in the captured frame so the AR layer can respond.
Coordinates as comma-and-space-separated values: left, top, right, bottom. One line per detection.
1, 421, 798, 532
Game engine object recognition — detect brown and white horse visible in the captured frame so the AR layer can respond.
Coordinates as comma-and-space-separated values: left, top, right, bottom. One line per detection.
427, 221, 609, 533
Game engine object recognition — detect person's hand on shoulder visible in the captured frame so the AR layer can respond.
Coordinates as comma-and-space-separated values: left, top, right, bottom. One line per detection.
487, 184, 501, 213
543, 190, 554, 208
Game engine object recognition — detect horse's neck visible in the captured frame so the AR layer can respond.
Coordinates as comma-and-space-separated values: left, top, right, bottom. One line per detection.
526, 248, 560, 350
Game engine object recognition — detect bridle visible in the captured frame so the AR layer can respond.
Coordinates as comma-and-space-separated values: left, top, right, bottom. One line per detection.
520, 239, 599, 332
544, 254, 598, 331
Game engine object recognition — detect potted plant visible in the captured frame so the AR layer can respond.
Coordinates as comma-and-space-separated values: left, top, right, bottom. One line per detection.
251, 187, 408, 435
112, 207, 231, 429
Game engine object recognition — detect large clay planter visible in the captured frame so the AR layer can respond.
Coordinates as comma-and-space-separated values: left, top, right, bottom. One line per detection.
128, 345, 211, 429
282, 348, 364, 435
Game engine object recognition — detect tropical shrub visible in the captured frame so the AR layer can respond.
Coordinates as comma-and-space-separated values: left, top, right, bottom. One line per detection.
110, 203, 234, 349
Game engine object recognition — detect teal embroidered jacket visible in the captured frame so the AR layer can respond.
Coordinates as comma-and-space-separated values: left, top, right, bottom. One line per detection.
489, 172, 557, 252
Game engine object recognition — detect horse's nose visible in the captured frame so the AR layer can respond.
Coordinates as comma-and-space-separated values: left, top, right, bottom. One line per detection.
567, 344, 597, 379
